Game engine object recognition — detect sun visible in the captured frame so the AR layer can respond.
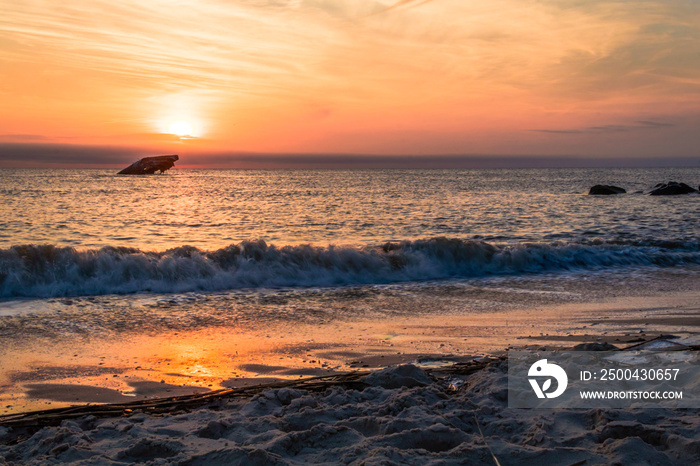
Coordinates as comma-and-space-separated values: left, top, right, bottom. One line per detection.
168, 120, 194, 137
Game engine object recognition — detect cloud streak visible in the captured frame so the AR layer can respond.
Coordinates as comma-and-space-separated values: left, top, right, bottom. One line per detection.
1, 0, 699, 159
367, 0, 436, 16
3, 143, 699, 169
533, 120, 676, 135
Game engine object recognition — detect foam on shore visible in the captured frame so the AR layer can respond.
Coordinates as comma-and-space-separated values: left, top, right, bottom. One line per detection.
2, 237, 699, 298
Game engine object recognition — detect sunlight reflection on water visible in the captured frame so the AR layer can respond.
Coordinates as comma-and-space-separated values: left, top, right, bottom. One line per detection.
1, 168, 698, 250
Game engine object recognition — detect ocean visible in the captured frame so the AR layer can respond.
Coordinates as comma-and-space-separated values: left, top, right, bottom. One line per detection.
1, 167, 700, 306
1, 167, 699, 412
2, 167, 699, 297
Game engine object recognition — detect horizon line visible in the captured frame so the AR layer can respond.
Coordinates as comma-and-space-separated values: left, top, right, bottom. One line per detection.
1, 142, 699, 169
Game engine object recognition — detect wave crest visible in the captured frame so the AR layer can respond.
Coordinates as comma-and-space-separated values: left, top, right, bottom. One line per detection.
1, 238, 699, 298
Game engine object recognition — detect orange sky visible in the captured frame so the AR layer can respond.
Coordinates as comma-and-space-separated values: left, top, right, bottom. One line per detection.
2, 0, 700, 165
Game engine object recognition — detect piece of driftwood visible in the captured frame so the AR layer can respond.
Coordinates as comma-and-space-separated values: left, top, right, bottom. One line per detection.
0, 371, 371, 430
117, 155, 178, 175
0, 359, 498, 430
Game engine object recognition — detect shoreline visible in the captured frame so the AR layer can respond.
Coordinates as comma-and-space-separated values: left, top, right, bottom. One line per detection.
1, 289, 698, 416
1, 283, 699, 464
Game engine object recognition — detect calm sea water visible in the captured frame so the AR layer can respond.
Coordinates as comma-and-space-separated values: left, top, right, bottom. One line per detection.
2, 168, 699, 250
0, 167, 699, 342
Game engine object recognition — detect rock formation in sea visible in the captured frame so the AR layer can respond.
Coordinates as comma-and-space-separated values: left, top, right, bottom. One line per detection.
588, 185, 626, 195
118, 155, 179, 175
648, 181, 697, 195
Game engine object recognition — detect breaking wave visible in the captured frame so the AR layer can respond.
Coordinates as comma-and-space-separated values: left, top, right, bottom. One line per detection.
1, 238, 699, 299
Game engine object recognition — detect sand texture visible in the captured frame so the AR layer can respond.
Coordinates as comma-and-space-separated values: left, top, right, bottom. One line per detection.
1, 362, 699, 465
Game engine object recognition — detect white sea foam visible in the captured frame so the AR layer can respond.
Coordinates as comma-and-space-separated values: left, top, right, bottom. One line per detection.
1, 238, 699, 299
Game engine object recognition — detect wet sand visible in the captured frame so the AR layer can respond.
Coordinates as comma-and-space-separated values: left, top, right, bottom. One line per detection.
1, 290, 698, 415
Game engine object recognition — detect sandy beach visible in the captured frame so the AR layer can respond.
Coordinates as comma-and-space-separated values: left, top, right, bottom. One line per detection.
3, 360, 700, 465
4, 0, 700, 460
1, 284, 699, 464
2, 282, 699, 413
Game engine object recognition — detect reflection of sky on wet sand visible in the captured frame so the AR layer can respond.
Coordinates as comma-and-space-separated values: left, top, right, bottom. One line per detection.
2, 288, 699, 414
0, 313, 513, 414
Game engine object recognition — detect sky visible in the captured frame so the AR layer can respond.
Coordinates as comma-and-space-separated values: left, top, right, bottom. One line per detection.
1, 0, 700, 167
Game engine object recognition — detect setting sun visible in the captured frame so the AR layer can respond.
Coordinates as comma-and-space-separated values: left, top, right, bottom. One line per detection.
1, 1, 700, 460
168, 120, 194, 137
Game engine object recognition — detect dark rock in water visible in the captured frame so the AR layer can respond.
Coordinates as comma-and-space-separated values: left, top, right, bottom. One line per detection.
118, 155, 178, 175
588, 185, 626, 195
648, 181, 697, 196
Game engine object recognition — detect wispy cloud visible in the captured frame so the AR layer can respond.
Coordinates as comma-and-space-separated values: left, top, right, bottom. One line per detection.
533, 120, 676, 134
1, 1, 356, 101
1, 0, 699, 158
367, 0, 436, 16
0, 134, 51, 142
636, 120, 675, 128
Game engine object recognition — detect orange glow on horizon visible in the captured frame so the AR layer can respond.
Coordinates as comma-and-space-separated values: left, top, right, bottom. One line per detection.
1, 0, 699, 162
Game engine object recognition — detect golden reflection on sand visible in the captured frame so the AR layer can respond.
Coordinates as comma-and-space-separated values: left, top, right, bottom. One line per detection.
1, 292, 699, 415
